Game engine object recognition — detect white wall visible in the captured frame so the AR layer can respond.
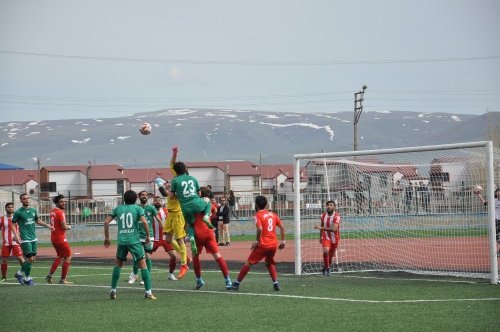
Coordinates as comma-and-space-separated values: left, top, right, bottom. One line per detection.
188, 167, 225, 193
48, 171, 87, 196
92, 180, 119, 197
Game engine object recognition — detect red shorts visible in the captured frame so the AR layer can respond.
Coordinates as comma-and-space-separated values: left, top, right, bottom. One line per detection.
153, 240, 174, 253
321, 239, 339, 252
1, 244, 23, 257
247, 246, 277, 265
195, 231, 219, 255
52, 241, 71, 257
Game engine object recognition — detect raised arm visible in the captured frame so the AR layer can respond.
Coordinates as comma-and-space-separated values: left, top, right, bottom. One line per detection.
170, 146, 179, 176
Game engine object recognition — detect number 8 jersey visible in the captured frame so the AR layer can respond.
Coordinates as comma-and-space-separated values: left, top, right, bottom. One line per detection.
255, 209, 283, 249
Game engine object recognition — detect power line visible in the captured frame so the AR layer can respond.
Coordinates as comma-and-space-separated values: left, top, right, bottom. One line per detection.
1, 49, 499, 66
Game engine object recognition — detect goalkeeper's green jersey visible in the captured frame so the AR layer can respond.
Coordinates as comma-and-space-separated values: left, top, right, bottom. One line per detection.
138, 204, 156, 241
110, 204, 144, 245
12, 207, 39, 242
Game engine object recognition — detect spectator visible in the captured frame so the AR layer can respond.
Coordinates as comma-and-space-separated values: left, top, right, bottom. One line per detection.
227, 190, 239, 220
217, 197, 230, 246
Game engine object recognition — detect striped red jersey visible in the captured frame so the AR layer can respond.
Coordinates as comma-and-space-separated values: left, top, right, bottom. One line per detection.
153, 207, 167, 241
0, 215, 20, 246
50, 208, 68, 244
320, 211, 341, 244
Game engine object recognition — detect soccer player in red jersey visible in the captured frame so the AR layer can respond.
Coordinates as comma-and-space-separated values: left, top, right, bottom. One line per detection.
191, 187, 232, 290
232, 195, 285, 291
0, 202, 25, 282
45, 194, 73, 284
152, 196, 178, 281
314, 200, 341, 276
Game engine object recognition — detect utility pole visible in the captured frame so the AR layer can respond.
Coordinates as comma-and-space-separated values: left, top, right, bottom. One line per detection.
37, 157, 41, 199
353, 85, 367, 151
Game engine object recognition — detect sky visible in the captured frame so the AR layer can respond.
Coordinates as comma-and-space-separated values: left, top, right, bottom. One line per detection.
0, 0, 499, 122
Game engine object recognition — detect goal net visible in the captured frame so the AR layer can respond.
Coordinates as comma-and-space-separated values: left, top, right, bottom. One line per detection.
293, 141, 499, 283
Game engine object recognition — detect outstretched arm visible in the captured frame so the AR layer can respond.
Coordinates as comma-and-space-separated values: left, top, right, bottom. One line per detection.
170, 146, 178, 174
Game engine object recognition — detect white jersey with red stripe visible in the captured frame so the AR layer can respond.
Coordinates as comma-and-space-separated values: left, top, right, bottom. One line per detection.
153, 207, 168, 241
320, 211, 341, 244
0, 215, 20, 246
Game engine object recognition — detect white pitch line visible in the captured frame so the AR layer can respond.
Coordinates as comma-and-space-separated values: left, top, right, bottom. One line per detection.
3, 281, 499, 304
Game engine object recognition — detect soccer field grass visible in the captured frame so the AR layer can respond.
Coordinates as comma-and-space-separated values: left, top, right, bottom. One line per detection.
1, 260, 500, 331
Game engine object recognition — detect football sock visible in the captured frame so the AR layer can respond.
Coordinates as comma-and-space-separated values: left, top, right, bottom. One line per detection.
140, 268, 152, 291
187, 226, 198, 255
216, 257, 229, 277
323, 253, 330, 270
61, 261, 70, 279
111, 266, 121, 289
132, 261, 139, 275
146, 258, 152, 273
237, 264, 251, 282
169, 255, 176, 273
24, 262, 32, 277
1, 263, 6, 277
50, 257, 61, 275
267, 263, 278, 282
193, 255, 202, 278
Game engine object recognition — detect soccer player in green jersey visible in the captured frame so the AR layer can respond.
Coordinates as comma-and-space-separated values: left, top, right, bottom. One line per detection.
11, 193, 54, 286
104, 190, 156, 300
128, 191, 161, 285
170, 160, 213, 255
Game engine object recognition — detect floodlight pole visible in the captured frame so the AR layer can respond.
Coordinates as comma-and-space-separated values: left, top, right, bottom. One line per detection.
353, 85, 367, 151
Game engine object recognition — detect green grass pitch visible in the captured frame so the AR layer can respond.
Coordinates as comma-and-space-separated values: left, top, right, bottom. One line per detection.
1, 259, 500, 331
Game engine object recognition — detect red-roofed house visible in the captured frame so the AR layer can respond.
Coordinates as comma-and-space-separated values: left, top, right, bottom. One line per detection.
0, 169, 39, 196
123, 168, 173, 195
260, 164, 306, 205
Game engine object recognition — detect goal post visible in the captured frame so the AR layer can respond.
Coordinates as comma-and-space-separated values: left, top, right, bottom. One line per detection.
293, 141, 499, 284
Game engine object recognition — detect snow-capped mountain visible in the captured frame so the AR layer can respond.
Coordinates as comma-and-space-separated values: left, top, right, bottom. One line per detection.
0, 109, 497, 168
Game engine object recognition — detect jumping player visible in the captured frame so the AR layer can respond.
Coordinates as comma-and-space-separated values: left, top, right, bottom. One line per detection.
169, 149, 213, 255
12, 193, 54, 286
314, 200, 341, 276
191, 187, 232, 290
104, 190, 156, 300
232, 195, 285, 291
0, 202, 24, 282
157, 146, 190, 279
45, 194, 73, 284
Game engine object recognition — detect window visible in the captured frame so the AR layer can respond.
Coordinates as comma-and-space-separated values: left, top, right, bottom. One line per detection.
41, 182, 56, 192
430, 172, 450, 182
253, 176, 260, 190
308, 174, 322, 186
117, 180, 124, 195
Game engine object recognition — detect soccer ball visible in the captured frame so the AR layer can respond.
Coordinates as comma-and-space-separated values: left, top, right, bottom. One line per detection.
473, 185, 483, 194
139, 122, 152, 135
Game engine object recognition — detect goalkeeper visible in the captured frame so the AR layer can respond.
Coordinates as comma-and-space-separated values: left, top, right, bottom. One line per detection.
155, 146, 191, 279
